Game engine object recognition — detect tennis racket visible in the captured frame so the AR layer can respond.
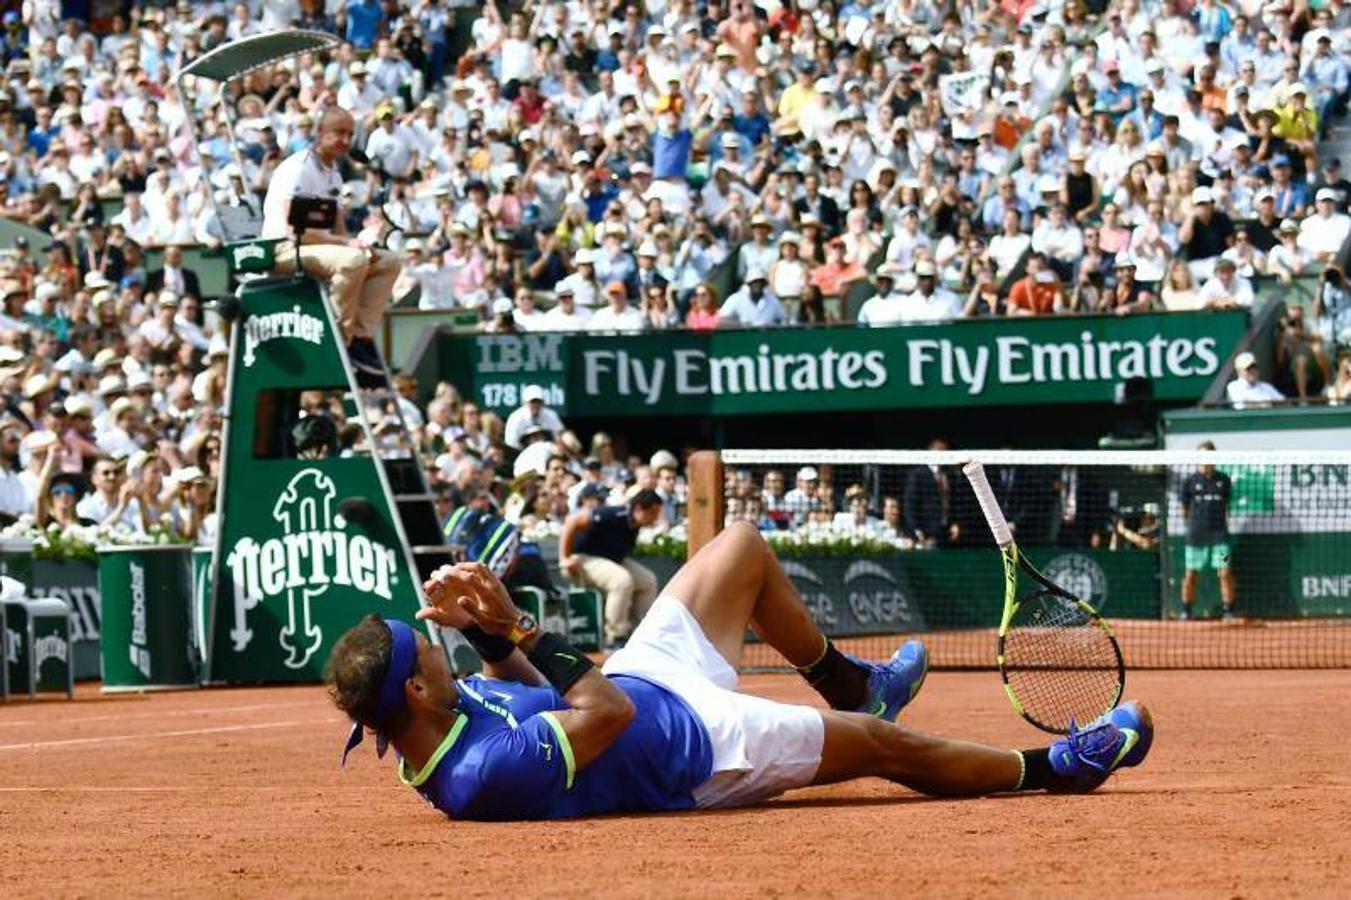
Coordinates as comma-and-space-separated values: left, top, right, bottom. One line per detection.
962, 460, 1125, 734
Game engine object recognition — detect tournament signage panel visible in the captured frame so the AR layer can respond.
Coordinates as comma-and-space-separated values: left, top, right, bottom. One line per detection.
210, 278, 427, 683
444, 312, 1248, 416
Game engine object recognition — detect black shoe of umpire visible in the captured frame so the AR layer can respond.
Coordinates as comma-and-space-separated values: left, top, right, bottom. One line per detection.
347, 338, 386, 385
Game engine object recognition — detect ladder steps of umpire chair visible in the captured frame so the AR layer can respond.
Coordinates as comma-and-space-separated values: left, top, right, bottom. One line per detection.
347, 340, 452, 585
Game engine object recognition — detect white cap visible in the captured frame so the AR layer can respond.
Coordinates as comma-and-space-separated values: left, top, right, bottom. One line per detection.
65, 396, 95, 417
523, 384, 546, 403
172, 465, 206, 486
1191, 186, 1214, 205
744, 266, 768, 283
778, 230, 801, 245
1289, 81, 1308, 95
572, 248, 594, 266
797, 466, 820, 482
1145, 59, 1165, 74
914, 259, 937, 276
34, 282, 61, 303
1317, 187, 1339, 202
491, 297, 514, 316
127, 370, 152, 391
1234, 351, 1257, 371
637, 241, 659, 257
23, 373, 55, 398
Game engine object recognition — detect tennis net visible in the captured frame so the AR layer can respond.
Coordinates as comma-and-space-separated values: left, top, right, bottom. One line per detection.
719, 449, 1351, 669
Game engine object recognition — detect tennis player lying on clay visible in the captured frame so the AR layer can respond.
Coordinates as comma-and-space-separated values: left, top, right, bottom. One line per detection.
327, 523, 1152, 820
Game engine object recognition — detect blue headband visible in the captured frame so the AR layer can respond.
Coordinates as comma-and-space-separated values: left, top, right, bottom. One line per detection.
340, 618, 417, 766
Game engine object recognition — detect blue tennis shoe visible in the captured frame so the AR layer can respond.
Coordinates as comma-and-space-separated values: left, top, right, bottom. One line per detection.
853, 640, 928, 721
1048, 701, 1154, 792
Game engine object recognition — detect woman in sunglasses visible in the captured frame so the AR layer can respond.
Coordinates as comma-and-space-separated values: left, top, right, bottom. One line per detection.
35, 443, 83, 530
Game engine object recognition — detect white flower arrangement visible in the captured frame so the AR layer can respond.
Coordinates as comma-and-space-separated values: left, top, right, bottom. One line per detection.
0, 516, 190, 563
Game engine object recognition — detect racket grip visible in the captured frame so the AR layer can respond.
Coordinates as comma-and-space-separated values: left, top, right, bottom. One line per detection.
963, 461, 1014, 548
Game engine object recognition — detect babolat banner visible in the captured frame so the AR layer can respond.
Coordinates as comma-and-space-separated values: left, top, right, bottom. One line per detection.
434, 311, 1249, 416
209, 278, 426, 682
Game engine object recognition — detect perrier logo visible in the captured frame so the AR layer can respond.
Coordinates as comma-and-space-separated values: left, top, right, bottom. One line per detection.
225, 469, 398, 670
242, 305, 325, 368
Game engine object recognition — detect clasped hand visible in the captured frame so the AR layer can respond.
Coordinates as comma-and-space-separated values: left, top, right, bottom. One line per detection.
416, 561, 520, 635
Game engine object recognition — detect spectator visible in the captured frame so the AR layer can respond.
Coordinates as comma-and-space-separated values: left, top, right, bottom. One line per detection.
587, 282, 645, 333
1314, 266, 1351, 349
1275, 305, 1330, 401
1161, 259, 1202, 311
1007, 253, 1068, 316
1326, 350, 1351, 404
1198, 258, 1255, 309
1181, 187, 1235, 281
559, 489, 663, 648
719, 269, 786, 328
1226, 351, 1286, 408
503, 385, 564, 451
1101, 258, 1156, 315
903, 439, 957, 548
855, 264, 907, 327
1298, 189, 1351, 262
782, 466, 820, 527
896, 260, 964, 323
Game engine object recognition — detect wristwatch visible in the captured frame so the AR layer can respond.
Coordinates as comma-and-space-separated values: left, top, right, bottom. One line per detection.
506, 612, 539, 646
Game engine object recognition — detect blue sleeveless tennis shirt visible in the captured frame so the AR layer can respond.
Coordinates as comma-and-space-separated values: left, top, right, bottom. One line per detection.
398, 674, 714, 820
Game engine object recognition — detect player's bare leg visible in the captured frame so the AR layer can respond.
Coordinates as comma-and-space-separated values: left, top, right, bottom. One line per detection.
813, 711, 1022, 796
813, 701, 1154, 797
1181, 568, 1198, 618
1218, 567, 1236, 614
662, 521, 824, 669
661, 522, 923, 715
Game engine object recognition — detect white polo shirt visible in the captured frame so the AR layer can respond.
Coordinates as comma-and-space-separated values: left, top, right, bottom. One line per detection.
261, 149, 344, 239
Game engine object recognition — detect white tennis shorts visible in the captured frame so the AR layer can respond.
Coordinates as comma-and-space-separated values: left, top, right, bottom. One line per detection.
602, 595, 825, 809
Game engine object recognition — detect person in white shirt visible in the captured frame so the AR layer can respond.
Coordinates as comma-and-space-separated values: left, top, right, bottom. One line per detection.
110, 192, 154, 247
557, 250, 601, 310
365, 105, 421, 179
897, 260, 964, 323
719, 270, 787, 327
1197, 259, 1255, 309
1297, 189, 1351, 262
782, 466, 821, 526
399, 240, 452, 308
96, 397, 143, 460
1226, 351, 1286, 409
856, 264, 909, 327
0, 421, 29, 519
503, 384, 566, 450
1031, 203, 1084, 281
587, 281, 647, 333
75, 454, 143, 531
537, 285, 592, 332
261, 106, 401, 375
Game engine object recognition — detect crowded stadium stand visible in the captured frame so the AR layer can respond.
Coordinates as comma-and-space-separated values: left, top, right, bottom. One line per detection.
1, 0, 1351, 673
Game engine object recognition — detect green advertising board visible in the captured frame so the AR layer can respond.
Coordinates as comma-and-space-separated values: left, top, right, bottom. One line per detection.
208, 276, 429, 683
633, 547, 1160, 637
432, 311, 1249, 417
1165, 463, 1351, 618
98, 546, 197, 691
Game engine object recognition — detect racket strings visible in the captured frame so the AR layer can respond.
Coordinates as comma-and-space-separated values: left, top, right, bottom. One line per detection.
1003, 590, 1122, 733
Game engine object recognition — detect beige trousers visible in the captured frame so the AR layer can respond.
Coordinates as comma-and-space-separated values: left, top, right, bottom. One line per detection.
275, 241, 401, 340
573, 554, 658, 642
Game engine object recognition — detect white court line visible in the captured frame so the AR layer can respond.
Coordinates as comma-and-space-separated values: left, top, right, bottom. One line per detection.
0, 717, 338, 751
0, 785, 372, 793
0, 700, 320, 728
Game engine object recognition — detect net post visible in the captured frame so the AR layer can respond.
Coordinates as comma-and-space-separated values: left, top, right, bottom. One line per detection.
686, 450, 725, 558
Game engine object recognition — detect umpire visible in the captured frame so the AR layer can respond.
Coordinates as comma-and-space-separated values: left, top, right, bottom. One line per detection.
560, 488, 664, 647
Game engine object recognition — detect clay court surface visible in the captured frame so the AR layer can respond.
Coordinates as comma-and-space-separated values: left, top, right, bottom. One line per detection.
3, 670, 1350, 899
